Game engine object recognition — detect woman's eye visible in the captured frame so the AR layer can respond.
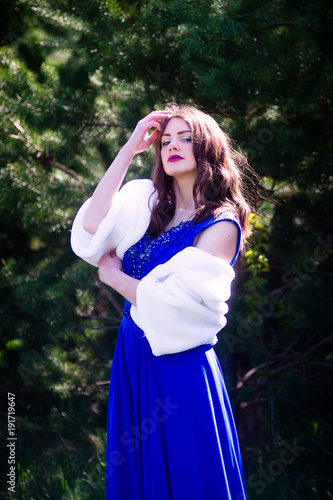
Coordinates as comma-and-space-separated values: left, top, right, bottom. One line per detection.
162, 136, 192, 146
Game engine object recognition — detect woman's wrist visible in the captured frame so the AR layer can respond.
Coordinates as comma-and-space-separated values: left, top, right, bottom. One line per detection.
107, 267, 123, 290
107, 267, 139, 306
120, 141, 139, 159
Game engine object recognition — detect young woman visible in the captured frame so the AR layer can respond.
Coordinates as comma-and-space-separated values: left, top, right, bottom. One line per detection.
71, 105, 251, 499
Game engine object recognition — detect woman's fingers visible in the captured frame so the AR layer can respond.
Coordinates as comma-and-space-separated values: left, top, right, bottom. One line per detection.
126, 109, 172, 154
137, 110, 172, 131
140, 119, 162, 133
142, 110, 172, 121
145, 127, 160, 147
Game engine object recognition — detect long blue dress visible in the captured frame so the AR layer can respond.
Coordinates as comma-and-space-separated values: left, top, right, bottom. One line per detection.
105, 213, 247, 500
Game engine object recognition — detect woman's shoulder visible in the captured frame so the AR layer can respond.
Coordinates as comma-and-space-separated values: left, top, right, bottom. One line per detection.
193, 211, 242, 265
214, 210, 240, 225
195, 210, 241, 232
120, 177, 155, 195
117, 178, 157, 210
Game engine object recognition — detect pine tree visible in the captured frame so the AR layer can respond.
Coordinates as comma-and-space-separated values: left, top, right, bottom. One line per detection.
1, 0, 332, 497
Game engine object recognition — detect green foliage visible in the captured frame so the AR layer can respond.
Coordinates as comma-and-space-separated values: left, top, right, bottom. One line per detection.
1, 0, 332, 498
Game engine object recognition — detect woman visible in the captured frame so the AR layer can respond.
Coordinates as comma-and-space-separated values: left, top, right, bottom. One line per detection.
71, 105, 250, 499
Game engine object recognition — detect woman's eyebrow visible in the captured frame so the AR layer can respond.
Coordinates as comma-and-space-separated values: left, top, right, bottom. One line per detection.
161, 130, 192, 137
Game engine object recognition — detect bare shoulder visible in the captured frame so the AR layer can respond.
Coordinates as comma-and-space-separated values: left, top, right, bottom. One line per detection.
194, 220, 239, 263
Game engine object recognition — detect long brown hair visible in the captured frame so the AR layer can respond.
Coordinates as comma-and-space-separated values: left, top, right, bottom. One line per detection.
148, 104, 253, 245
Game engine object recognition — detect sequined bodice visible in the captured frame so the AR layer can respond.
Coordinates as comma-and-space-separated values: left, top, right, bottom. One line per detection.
122, 212, 241, 317
123, 221, 197, 280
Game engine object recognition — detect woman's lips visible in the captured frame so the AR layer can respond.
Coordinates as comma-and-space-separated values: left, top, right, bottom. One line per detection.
168, 155, 184, 162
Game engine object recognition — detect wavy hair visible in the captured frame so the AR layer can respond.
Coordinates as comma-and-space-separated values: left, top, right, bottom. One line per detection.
148, 104, 254, 246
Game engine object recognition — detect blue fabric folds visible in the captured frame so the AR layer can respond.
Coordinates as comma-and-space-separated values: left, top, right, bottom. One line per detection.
105, 213, 247, 499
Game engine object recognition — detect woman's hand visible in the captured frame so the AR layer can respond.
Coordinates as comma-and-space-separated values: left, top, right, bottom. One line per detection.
98, 251, 140, 305
98, 251, 123, 287
125, 110, 172, 156
82, 109, 171, 235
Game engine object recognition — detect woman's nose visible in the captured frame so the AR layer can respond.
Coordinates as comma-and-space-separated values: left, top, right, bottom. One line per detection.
168, 139, 179, 150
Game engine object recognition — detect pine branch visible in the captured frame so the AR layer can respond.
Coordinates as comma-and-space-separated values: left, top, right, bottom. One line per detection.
95, 280, 123, 318
8, 118, 84, 180
78, 313, 121, 323
50, 160, 84, 181
208, 15, 333, 128
237, 333, 333, 388
264, 22, 298, 29
243, 26, 299, 84
243, 27, 333, 121
316, 100, 333, 121
76, 325, 108, 362
79, 325, 119, 331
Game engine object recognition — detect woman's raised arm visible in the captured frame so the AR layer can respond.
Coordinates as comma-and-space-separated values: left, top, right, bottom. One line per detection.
83, 110, 171, 234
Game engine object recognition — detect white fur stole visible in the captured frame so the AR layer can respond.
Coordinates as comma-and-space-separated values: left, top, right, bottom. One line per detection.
130, 247, 235, 356
70, 179, 156, 266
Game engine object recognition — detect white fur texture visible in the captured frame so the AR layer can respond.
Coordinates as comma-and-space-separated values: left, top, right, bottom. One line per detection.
130, 247, 235, 356
70, 179, 156, 266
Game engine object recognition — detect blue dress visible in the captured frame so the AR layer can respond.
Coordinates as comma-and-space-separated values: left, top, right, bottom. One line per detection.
105, 213, 247, 500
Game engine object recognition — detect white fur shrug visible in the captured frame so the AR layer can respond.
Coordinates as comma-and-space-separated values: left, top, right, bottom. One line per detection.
70, 179, 236, 356
71, 179, 157, 265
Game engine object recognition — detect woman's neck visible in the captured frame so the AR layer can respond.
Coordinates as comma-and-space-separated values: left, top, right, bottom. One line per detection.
173, 179, 196, 211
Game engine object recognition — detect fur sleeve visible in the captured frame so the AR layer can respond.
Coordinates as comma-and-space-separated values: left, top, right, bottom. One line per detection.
70, 179, 156, 266
130, 246, 235, 356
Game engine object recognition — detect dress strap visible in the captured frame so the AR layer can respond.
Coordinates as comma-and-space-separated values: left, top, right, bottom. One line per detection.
192, 212, 242, 266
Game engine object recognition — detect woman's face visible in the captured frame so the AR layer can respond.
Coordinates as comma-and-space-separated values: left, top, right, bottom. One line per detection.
160, 117, 197, 183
